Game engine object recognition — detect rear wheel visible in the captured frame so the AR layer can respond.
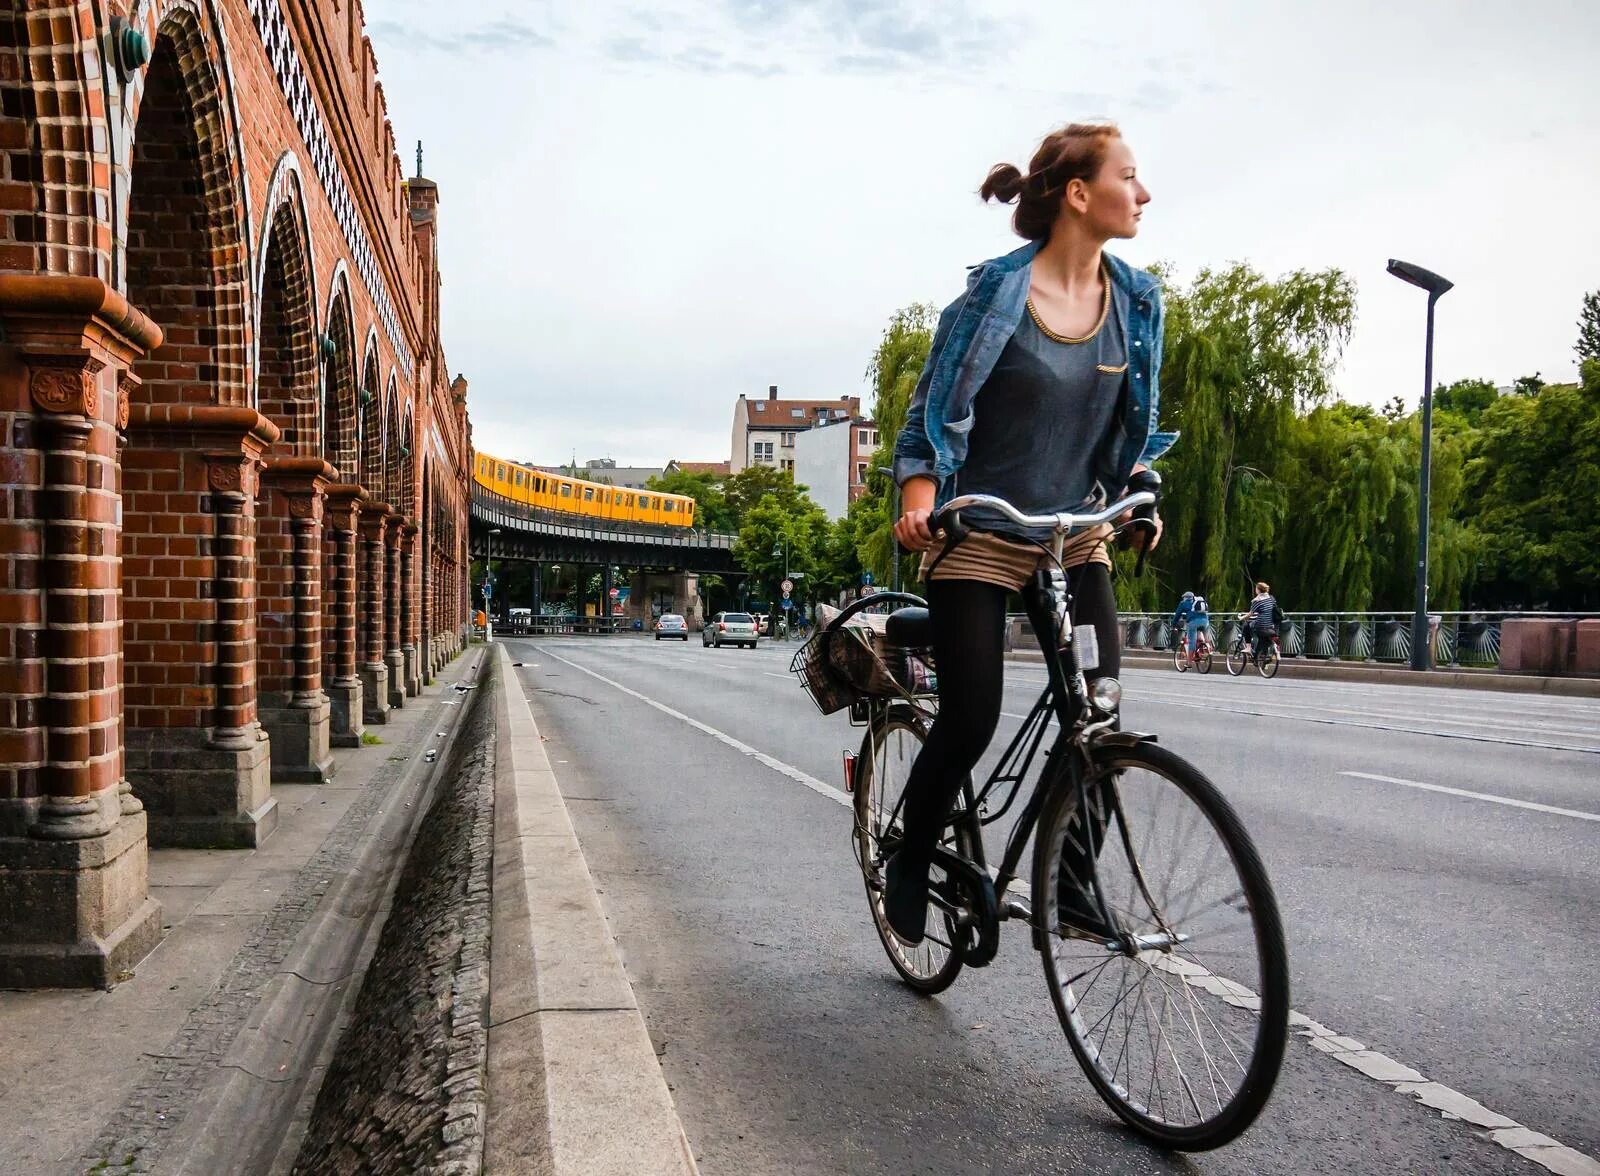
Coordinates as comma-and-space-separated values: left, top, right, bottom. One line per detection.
854, 706, 975, 994
1259, 644, 1280, 679
1034, 742, 1289, 1149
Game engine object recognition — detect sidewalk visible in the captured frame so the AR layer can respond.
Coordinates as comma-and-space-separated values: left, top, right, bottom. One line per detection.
0, 649, 486, 1175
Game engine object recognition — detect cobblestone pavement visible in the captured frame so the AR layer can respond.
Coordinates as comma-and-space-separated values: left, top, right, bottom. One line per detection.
79, 693, 451, 1174
292, 674, 496, 1175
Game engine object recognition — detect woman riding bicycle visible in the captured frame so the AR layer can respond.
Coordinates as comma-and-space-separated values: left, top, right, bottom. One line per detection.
887, 122, 1175, 944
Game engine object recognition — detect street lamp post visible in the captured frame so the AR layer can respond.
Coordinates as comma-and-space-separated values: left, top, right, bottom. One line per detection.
485, 527, 502, 642
1387, 258, 1454, 671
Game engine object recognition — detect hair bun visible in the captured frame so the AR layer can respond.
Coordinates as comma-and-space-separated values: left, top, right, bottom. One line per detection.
980, 162, 1025, 204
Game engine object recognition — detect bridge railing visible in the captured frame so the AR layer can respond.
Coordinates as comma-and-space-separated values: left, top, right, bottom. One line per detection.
1108, 610, 1600, 670
471, 485, 737, 549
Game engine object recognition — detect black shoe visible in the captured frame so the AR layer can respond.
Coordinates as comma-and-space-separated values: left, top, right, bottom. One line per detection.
883, 848, 930, 945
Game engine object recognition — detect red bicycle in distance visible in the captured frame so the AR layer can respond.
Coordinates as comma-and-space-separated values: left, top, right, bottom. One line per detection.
1173, 627, 1215, 674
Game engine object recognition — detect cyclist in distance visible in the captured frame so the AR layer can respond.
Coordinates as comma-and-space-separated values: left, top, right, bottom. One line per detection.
1172, 590, 1209, 654
1242, 581, 1282, 656
888, 121, 1176, 944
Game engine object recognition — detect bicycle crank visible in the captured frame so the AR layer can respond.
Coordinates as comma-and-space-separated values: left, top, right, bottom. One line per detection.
928, 847, 1000, 967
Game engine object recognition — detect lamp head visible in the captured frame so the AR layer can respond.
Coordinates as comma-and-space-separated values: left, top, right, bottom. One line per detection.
1386, 259, 1453, 297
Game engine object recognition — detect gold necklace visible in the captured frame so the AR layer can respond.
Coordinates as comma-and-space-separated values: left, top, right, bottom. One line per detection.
1026, 265, 1110, 344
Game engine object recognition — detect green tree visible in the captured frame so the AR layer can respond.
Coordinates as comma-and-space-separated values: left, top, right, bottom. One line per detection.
723, 464, 815, 525
733, 494, 830, 626
1150, 263, 1356, 610
855, 303, 938, 585
646, 468, 735, 532
1577, 291, 1600, 363
1461, 360, 1600, 608
1433, 377, 1499, 423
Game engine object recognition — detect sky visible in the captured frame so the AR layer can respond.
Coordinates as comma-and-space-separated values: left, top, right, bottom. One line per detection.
366, 0, 1600, 468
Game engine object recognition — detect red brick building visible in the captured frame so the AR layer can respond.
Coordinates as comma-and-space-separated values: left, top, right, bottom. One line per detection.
0, 0, 473, 986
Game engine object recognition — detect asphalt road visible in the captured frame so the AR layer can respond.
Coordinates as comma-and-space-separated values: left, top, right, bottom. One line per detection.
508, 634, 1599, 1175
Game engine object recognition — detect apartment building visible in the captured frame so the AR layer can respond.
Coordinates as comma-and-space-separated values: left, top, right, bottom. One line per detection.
730, 385, 864, 474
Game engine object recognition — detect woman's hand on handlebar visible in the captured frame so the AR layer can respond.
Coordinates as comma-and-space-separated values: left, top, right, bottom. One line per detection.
894, 474, 938, 552
894, 508, 935, 552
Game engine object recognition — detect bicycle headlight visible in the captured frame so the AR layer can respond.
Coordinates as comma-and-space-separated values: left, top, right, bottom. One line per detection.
1090, 676, 1123, 713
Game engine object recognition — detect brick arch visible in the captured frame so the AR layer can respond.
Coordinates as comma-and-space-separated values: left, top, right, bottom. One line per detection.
399, 407, 417, 520
0, 0, 111, 276
124, 2, 252, 407
358, 346, 383, 500
383, 375, 403, 511
254, 159, 319, 454
322, 274, 359, 481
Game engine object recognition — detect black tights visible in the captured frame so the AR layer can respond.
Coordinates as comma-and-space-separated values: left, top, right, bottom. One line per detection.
898, 562, 1121, 859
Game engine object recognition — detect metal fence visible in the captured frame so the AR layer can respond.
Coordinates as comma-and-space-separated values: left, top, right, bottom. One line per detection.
1112, 611, 1600, 670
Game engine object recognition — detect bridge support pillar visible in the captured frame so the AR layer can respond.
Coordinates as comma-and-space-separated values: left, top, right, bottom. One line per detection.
384, 514, 406, 710
359, 503, 391, 724
324, 488, 365, 747
257, 461, 335, 785
401, 524, 420, 697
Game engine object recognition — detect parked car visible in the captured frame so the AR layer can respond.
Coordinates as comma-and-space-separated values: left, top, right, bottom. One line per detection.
703, 611, 758, 649
654, 614, 689, 641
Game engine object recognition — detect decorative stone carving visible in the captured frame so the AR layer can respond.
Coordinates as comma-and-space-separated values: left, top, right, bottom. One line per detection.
208, 461, 247, 495
30, 359, 103, 418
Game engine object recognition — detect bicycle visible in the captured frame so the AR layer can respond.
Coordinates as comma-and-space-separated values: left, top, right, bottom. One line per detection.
795, 489, 1289, 1151
1173, 627, 1215, 674
1225, 627, 1281, 679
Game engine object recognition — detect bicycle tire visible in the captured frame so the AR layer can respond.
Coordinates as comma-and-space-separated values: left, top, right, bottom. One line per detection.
1225, 642, 1246, 676
1198, 645, 1213, 674
1173, 643, 1188, 673
854, 705, 976, 994
1032, 742, 1289, 1150
1259, 645, 1280, 679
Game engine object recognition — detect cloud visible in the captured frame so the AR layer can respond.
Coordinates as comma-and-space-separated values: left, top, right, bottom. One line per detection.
367, 17, 555, 55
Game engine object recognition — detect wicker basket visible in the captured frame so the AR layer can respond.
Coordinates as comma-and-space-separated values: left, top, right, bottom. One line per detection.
790, 626, 937, 715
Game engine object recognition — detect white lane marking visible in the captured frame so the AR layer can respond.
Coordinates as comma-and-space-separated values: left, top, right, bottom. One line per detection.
1339, 772, 1600, 823
530, 645, 1598, 1173
535, 646, 850, 809
1128, 690, 1600, 755
1151, 955, 1600, 1174
763, 672, 790, 679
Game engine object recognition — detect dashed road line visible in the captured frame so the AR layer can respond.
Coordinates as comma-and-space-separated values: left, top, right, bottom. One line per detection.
1339, 771, 1600, 823
527, 646, 1600, 1176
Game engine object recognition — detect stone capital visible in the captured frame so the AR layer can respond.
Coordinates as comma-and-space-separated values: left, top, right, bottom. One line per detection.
27, 353, 104, 418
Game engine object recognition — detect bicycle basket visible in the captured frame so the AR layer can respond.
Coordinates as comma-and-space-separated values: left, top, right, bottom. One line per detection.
789, 631, 857, 715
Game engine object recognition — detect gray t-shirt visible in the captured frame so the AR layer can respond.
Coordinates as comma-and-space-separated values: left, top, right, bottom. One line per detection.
953, 287, 1127, 541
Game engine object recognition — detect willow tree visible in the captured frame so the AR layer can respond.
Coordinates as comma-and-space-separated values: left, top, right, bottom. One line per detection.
1150, 264, 1356, 610
857, 302, 938, 585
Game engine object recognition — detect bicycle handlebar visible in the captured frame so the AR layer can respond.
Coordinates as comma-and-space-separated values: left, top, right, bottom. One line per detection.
821, 590, 930, 633
929, 488, 1158, 537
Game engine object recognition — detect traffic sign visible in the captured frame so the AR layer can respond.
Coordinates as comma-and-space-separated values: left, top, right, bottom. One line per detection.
781, 598, 794, 610
781, 589, 791, 600
608, 587, 620, 598
482, 583, 493, 599
781, 578, 794, 593
861, 571, 874, 586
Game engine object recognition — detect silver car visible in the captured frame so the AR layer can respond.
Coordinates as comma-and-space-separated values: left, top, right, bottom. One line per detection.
654, 614, 689, 640
703, 611, 758, 649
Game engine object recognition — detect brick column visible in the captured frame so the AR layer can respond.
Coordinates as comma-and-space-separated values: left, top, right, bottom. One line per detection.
258, 459, 335, 783
323, 486, 365, 746
384, 513, 405, 710
401, 523, 420, 696
0, 276, 164, 988
359, 501, 391, 724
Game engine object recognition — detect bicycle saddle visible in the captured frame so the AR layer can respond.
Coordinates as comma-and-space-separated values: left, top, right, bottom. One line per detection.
885, 607, 931, 647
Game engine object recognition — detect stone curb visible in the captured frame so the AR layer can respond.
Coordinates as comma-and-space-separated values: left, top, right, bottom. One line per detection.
1005, 647, 1600, 698
485, 642, 699, 1176
148, 648, 489, 1176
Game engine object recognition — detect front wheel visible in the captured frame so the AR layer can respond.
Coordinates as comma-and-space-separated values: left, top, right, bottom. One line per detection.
1033, 742, 1290, 1150
1173, 642, 1189, 672
854, 706, 977, 994
1226, 641, 1246, 676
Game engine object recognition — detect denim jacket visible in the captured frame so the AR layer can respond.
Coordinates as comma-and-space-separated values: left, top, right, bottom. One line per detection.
893, 239, 1178, 507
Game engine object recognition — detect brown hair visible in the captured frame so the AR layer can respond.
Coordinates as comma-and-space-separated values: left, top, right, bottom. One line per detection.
1255, 581, 1270, 595
980, 122, 1123, 241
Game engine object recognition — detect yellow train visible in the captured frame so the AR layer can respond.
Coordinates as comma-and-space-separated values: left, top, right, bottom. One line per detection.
472, 451, 698, 529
